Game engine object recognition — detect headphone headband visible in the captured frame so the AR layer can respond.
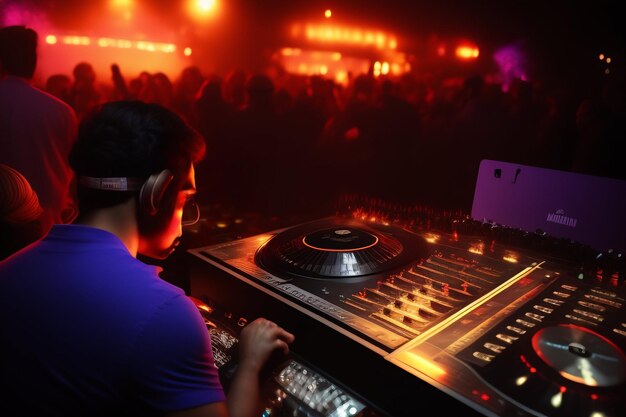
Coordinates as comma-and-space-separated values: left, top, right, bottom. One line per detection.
79, 170, 174, 216
78, 176, 143, 191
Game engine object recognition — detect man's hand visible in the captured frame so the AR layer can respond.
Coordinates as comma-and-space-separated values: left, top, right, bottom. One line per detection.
237, 318, 295, 374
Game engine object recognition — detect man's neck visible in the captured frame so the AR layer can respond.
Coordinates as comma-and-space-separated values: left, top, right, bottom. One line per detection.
75, 200, 139, 257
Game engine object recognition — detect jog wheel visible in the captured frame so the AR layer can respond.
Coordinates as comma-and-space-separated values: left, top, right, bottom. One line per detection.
255, 217, 428, 279
531, 324, 626, 387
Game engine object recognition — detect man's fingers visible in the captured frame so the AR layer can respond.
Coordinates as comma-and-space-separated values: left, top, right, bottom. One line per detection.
274, 339, 291, 355
278, 329, 295, 344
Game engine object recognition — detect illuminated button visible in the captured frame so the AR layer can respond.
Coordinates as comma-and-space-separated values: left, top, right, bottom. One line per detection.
303, 388, 314, 404
333, 395, 349, 408
313, 386, 332, 412
321, 386, 340, 410
277, 363, 296, 383
484, 342, 506, 353
613, 328, 626, 337
543, 298, 564, 306
561, 284, 578, 291
572, 309, 604, 322
584, 294, 623, 308
577, 301, 606, 311
591, 287, 620, 298
496, 333, 518, 344
473, 351, 495, 362
534, 305, 553, 314
553, 291, 571, 298
516, 318, 536, 328
300, 375, 316, 398
525, 312, 544, 321
295, 373, 306, 386
506, 325, 526, 335
565, 314, 597, 326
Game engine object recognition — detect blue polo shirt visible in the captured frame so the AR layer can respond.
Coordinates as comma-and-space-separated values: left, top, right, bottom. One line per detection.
0, 224, 225, 417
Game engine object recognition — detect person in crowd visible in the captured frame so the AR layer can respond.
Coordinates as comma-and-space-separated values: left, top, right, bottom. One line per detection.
69, 61, 102, 121
153, 72, 175, 109
0, 25, 78, 225
172, 65, 205, 120
44, 73, 72, 104
0, 163, 50, 261
572, 77, 626, 180
190, 75, 236, 205
223, 68, 248, 111
230, 73, 287, 214
0, 100, 295, 417
109, 62, 132, 100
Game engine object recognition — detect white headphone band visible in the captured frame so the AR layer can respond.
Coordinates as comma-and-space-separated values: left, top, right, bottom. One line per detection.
78, 176, 144, 191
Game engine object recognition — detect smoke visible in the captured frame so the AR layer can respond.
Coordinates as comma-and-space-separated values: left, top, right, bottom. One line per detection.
1, 0, 53, 33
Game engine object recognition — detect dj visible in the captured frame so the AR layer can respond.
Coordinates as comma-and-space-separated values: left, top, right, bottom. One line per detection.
0, 100, 295, 417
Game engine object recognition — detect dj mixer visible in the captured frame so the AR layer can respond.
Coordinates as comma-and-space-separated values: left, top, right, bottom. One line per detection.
186, 197, 625, 417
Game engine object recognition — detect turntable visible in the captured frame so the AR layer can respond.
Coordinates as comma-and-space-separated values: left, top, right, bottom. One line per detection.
256, 217, 428, 280
188, 215, 626, 417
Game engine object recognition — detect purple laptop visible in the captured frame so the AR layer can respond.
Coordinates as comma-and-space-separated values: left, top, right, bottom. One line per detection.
471, 159, 626, 253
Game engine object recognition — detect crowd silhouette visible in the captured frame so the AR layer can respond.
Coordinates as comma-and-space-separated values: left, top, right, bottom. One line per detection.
30, 50, 626, 218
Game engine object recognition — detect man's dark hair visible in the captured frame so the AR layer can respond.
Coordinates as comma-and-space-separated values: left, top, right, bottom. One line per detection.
69, 100, 206, 215
0, 25, 37, 78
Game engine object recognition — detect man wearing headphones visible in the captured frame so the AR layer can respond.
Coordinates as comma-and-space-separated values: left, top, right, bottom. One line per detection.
0, 100, 294, 417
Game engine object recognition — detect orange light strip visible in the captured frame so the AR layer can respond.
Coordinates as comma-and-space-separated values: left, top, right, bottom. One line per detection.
46, 34, 177, 54
293, 23, 398, 50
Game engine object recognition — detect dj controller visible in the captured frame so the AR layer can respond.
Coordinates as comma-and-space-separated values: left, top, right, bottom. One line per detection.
185, 198, 626, 417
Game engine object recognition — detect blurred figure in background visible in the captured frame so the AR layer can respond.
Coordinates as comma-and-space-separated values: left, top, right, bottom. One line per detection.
153, 72, 174, 109
191, 75, 236, 205
230, 73, 287, 214
109, 63, 131, 100
172, 65, 205, 120
572, 77, 626, 180
135, 71, 157, 103
69, 61, 102, 121
0, 25, 79, 225
223, 68, 248, 111
0, 163, 50, 261
45, 73, 72, 104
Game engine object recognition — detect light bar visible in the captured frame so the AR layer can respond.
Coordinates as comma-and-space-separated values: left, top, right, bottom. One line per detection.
46, 34, 177, 54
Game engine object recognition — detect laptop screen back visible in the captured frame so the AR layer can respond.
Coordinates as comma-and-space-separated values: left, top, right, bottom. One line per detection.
471, 159, 626, 253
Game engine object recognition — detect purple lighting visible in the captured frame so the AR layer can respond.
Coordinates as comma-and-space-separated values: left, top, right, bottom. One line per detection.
493, 41, 529, 92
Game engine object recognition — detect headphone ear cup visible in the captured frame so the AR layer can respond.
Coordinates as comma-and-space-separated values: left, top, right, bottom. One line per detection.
139, 174, 158, 214
139, 170, 174, 215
